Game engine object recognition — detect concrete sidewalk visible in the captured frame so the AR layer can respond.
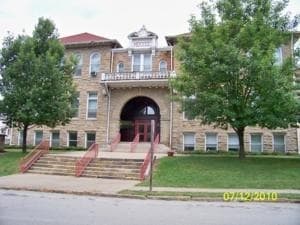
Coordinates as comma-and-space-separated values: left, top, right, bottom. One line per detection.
0, 174, 139, 195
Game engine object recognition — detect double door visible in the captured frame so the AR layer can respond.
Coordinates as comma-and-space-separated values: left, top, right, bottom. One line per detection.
134, 120, 152, 142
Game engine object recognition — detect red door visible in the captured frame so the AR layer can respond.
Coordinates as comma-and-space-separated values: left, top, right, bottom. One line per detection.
135, 120, 152, 142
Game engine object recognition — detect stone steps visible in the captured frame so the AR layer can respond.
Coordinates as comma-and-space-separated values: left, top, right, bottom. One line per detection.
26, 154, 144, 180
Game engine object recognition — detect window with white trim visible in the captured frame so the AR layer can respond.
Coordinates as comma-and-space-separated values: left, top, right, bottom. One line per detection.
86, 132, 96, 148
18, 131, 23, 145
273, 133, 285, 152
90, 53, 100, 75
51, 131, 60, 147
274, 47, 283, 65
250, 134, 262, 152
71, 92, 80, 118
34, 131, 43, 146
183, 132, 195, 151
132, 53, 152, 72
68, 131, 77, 147
206, 133, 217, 151
228, 133, 239, 151
159, 60, 167, 73
74, 53, 82, 76
117, 62, 125, 72
87, 92, 98, 118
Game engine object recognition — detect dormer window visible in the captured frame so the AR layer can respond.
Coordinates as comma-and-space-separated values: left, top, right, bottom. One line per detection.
74, 53, 82, 76
117, 62, 125, 72
132, 53, 151, 72
159, 60, 167, 73
90, 52, 100, 76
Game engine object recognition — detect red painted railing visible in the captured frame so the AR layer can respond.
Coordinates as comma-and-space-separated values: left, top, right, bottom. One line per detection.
19, 140, 50, 173
130, 133, 140, 152
75, 143, 99, 177
110, 133, 121, 152
140, 134, 159, 180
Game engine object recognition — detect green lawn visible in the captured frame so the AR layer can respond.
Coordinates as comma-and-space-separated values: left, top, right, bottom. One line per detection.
0, 150, 25, 176
143, 155, 300, 189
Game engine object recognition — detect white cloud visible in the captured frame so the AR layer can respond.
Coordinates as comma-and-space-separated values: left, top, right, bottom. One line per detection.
0, 0, 299, 47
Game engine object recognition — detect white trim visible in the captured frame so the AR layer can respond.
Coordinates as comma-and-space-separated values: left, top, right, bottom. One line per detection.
116, 62, 124, 73
86, 92, 98, 119
249, 133, 263, 153
68, 131, 78, 147
89, 52, 101, 75
73, 52, 83, 76
34, 130, 43, 146
85, 131, 96, 148
182, 132, 196, 151
272, 133, 286, 153
50, 131, 60, 148
159, 60, 167, 72
227, 133, 239, 151
131, 53, 152, 72
205, 132, 218, 151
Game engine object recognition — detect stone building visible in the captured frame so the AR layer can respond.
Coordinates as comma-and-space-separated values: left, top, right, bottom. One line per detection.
9, 26, 300, 154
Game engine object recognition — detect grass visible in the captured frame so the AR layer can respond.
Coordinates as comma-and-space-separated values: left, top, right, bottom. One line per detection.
0, 149, 25, 176
141, 155, 300, 189
119, 190, 300, 201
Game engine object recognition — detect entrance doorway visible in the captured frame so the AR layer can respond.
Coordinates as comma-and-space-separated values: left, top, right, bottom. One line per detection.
120, 97, 160, 142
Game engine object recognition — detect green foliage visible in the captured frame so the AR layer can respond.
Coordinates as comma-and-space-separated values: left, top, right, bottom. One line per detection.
172, 0, 300, 158
141, 156, 300, 189
0, 18, 77, 152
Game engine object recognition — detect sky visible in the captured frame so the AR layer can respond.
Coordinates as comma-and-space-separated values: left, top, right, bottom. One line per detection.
0, 0, 300, 47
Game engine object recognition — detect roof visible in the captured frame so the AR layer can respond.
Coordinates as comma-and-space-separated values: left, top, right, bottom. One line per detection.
165, 33, 191, 46
60, 32, 110, 44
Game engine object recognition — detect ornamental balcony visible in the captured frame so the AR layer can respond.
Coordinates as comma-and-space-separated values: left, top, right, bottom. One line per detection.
100, 71, 176, 88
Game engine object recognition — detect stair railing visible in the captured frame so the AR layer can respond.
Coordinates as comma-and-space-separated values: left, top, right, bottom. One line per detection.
140, 134, 159, 180
75, 143, 99, 177
130, 133, 140, 152
110, 133, 121, 152
19, 140, 50, 173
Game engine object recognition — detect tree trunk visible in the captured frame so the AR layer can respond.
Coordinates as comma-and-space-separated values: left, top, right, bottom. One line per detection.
236, 127, 245, 159
22, 124, 28, 153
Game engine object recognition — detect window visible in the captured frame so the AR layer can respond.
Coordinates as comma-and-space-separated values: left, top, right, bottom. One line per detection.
183, 111, 195, 121
87, 92, 98, 118
90, 53, 100, 75
159, 60, 167, 73
86, 132, 96, 148
34, 131, 43, 146
273, 133, 285, 152
132, 53, 152, 72
274, 47, 283, 65
182, 96, 196, 120
137, 106, 155, 116
74, 53, 82, 76
228, 133, 239, 151
51, 131, 60, 147
18, 131, 23, 145
117, 62, 125, 72
206, 133, 218, 151
250, 134, 262, 152
183, 132, 195, 151
71, 92, 80, 118
68, 131, 78, 147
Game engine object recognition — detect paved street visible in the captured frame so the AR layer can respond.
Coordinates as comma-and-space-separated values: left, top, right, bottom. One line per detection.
0, 190, 299, 225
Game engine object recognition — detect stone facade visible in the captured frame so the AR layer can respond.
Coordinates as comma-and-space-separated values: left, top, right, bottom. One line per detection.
9, 28, 300, 154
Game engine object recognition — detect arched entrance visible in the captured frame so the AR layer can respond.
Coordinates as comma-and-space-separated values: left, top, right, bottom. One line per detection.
120, 96, 160, 142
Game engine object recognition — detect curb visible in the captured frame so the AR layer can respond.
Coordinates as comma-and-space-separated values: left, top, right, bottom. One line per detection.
1, 187, 300, 203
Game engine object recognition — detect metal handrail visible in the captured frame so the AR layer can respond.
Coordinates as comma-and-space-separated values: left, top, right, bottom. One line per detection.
19, 140, 50, 173
75, 143, 99, 177
110, 133, 121, 152
130, 133, 140, 152
139, 134, 159, 180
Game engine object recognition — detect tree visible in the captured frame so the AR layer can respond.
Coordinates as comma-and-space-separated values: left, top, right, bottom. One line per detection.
172, 0, 300, 159
0, 18, 77, 153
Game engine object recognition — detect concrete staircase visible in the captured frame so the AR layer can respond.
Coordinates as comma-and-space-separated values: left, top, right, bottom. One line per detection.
27, 155, 77, 176
82, 158, 143, 180
27, 154, 143, 180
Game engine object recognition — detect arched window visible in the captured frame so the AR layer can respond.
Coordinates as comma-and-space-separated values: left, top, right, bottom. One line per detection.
117, 62, 125, 72
159, 60, 167, 72
74, 53, 82, 76
90, 53, 100, 75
